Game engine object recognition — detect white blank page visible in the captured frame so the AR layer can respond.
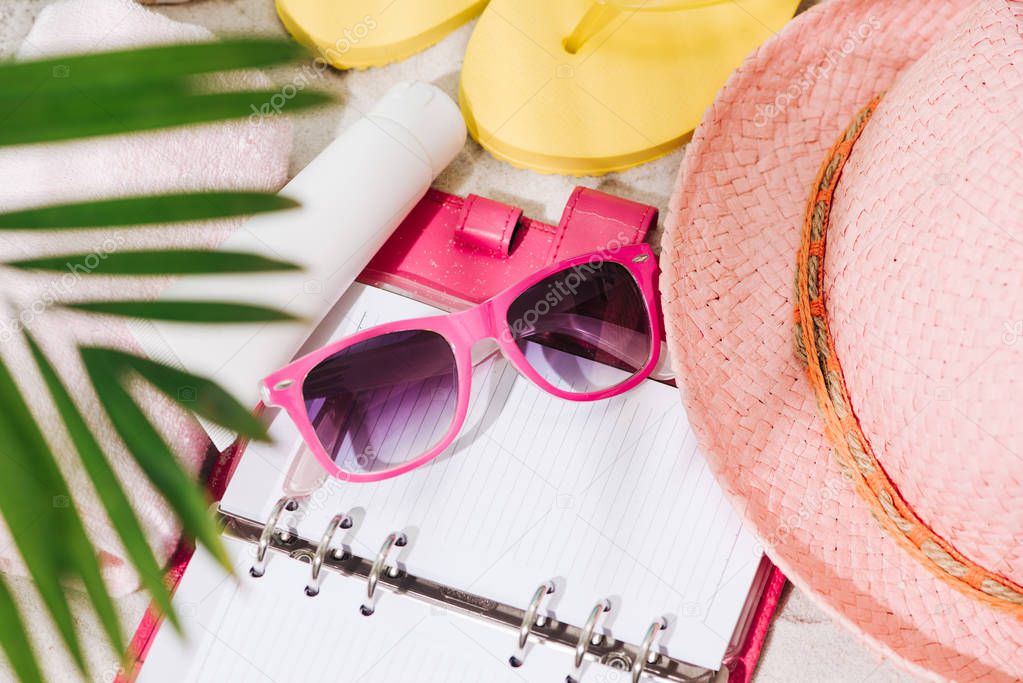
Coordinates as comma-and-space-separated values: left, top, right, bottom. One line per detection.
221, 283, 762, 672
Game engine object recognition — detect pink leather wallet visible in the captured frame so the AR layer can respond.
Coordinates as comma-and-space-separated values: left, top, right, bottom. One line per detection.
358, 186, 659, 309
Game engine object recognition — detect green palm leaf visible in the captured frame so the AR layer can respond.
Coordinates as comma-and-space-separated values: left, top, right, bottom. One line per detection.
0, 576, 42, 683
81, 351, 232, 574
64, 521, 124, 667
0, 89, 332, 146
63, 300, 300, 323
0, 355, 104, 674
8, 249, 300, 274
26, 335, 179, 633
0, 35, 329, 682
0, 193, 298, 230
81, 347, 269, 442
0, 38, 312, 96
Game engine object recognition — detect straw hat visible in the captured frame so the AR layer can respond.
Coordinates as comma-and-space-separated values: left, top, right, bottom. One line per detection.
661, 1, 1023, 679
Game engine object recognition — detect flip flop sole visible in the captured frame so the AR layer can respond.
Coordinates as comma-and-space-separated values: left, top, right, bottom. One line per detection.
460, 0, 800, 175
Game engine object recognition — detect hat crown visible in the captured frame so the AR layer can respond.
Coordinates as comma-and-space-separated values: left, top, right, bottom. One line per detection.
825, 0, 1023, 587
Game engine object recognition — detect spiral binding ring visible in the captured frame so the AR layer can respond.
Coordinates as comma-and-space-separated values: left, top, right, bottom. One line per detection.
565, 598, 612, 683
305, 513, 353, 597
631, 617, 667, 683
250, 497, 296, 578
218, 504, 715, 682
509, 581, 555, 668
360, 531, 407, 616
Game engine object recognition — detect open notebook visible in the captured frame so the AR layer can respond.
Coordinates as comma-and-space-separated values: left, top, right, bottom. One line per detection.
135, 283, 764, 682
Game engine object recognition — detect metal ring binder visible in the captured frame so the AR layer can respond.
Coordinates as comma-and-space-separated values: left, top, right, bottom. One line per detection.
305, 513, 353, 597
250, 497, 295, 578
632, 617, 668, 683
219, 507, 719, 682
509, 581, 555, 668
566, 598, 612, 683
360, 531, 407, 616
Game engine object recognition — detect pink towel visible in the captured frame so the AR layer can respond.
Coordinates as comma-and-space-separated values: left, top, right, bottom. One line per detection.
0, 0, 292, 594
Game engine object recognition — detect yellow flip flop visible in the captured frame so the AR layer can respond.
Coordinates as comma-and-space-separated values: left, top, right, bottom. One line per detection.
460, 0, 800, 175
276, 0, 488, 70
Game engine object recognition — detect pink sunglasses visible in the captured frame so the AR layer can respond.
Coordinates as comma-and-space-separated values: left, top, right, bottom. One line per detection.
261, 243, 661, 483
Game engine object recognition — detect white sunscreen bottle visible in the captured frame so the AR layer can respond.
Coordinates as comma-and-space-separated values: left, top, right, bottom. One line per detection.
133, 81, 466, 449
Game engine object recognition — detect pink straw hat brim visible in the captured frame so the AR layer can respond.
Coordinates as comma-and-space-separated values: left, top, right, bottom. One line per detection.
661, 1, 1023, 680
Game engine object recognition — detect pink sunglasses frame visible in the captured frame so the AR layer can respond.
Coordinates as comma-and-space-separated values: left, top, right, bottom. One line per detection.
261, 243, 661, 483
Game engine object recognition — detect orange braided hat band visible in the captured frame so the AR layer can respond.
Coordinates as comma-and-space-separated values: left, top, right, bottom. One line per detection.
793, 97, 1023, 616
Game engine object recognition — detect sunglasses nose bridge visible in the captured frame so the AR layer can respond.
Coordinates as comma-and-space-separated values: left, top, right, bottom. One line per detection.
449, 299, 501, 346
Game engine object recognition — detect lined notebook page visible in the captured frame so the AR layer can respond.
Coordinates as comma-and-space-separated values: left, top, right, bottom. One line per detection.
139, 539, 607, 683
220, 283, 762, 672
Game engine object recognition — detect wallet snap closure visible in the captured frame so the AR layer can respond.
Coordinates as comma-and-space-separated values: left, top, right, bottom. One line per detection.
454, 194, 522, 258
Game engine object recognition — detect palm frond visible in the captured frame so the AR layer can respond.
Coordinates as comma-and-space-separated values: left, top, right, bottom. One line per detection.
0, 193, 299, 230
0, 35, 332, 681
80, 347, 270, 443
0, 89, 332, 146
80, 350, 233, 574
8, 250, 300, 274
0, 575, 43, 683
0, 38, 312, 96
63, 300, 301, 323
26, 335, 179, 633
0, 353, 107, 674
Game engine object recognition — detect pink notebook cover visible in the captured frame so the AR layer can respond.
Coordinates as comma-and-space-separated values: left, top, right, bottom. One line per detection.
117, 186, 785, 683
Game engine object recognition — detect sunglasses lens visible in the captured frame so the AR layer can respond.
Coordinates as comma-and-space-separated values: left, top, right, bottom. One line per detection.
302, 330, 458, 475
505, 260, 653, 394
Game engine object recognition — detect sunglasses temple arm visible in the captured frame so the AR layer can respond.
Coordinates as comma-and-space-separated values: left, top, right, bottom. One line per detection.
283, 440, 328, 496
649, 342, 674, 381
